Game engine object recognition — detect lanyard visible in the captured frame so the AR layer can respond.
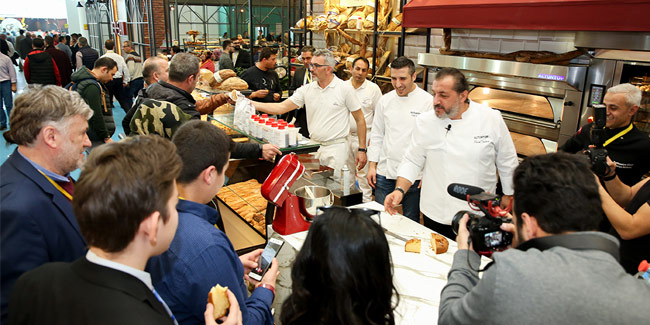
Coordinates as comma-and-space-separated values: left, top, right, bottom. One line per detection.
38, 170, 73, 201
603, 123, 634, 147
306, 71, 311, 83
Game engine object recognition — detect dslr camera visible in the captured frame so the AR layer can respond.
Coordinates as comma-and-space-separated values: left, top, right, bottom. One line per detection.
449, 187, 513, 257
584, 104, 610, 177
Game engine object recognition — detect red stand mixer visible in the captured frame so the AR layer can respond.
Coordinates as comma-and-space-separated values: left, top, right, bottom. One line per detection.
261, 153, 311, 235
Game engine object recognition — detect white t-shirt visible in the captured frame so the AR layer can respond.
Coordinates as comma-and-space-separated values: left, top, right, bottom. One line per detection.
288, 76, 361, 142
347, 79, 382, 136
101, 50, 130, 82
397, 100, 519, 224
368, 86, 433, 179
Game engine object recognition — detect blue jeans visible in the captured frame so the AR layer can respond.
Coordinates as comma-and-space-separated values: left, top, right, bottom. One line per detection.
0, 80, 12, 127
128, 78, 145, 99
374, 174, 421, 222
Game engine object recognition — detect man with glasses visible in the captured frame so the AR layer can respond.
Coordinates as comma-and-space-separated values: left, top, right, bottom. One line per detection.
241, 47, 282, 103
252, 49, 367, 185
287, 45, 315, 137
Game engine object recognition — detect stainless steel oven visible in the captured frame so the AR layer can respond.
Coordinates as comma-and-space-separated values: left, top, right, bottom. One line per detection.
418, 53, 586, 157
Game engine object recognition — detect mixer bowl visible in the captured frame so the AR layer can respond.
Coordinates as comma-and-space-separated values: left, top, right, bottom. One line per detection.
294, 185, 334, 220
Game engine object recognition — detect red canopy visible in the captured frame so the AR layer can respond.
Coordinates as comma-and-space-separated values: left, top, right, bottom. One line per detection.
402, 0, 650, 31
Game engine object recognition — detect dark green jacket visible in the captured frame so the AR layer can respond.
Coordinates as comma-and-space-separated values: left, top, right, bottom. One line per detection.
70, 67, 115, 141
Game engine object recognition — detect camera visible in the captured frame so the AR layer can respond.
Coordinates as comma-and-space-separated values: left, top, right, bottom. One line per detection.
448, 185, 513, 256
586, 104, 611, 177
452, 210, 513, 255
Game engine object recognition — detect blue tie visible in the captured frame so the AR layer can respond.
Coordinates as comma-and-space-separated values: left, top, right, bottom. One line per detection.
153, 288, 179, 325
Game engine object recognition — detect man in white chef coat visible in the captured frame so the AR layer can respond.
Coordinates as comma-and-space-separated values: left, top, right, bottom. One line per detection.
384, 67, 518, 238
367, 56, 432, 221
252, 49, 367, 184
347, 57, 382, 202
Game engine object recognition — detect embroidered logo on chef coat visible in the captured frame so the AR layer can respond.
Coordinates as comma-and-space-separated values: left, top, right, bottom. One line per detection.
410, 111, 421, 117
474, 135, 490, 144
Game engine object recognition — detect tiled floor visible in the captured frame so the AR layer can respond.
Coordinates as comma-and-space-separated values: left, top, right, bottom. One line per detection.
0, 65, 128, 178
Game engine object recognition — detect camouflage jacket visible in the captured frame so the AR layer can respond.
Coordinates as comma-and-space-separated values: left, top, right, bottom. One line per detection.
129, 98, 192, 138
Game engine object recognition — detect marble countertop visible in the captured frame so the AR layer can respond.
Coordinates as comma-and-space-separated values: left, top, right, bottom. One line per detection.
270, 201, 489, 324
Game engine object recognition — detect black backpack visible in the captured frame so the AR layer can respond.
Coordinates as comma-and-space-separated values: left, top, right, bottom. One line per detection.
64, 77, 100, 92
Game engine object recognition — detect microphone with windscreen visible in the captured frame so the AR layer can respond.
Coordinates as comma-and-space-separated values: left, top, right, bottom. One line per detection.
447, 183, 484, 201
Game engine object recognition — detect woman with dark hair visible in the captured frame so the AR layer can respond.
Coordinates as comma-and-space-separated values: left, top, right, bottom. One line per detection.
281, 207, 398, 325
199, 50, 215, 72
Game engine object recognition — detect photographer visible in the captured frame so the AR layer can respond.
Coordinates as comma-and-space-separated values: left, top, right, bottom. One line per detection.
599, 157, 650, 274
560, 83, 650, 186
439, 153, 650, 324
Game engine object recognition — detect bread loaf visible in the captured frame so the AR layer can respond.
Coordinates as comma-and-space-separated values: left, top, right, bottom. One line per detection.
431, 233, 449, 254
207, 284, 230, 319
405, 239, 421, 253
218, 77, 248, 91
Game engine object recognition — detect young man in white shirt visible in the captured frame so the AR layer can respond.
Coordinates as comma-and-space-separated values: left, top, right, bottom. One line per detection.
100, 39, 131, 111
252, 49, 368, 182
367, 57, 432, 222
347, 57, 382, 202
384, 67, 518, 238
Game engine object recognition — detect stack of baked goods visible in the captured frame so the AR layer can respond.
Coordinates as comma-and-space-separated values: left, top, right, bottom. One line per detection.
404, 233, 449, 254
198, 69, 239, 89
217, 179, 267, 235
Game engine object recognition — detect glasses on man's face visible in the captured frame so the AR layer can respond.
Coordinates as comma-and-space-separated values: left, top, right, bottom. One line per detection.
308, 63, 328, 70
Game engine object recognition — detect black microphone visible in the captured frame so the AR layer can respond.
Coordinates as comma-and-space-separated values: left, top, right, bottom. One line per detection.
445, 124, 451, 134
447, 183, 484, 201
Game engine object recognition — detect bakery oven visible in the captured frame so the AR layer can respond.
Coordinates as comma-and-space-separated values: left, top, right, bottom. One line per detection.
418, 53, 586, 156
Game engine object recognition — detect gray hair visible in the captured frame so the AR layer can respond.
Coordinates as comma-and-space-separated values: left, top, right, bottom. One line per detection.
313, 49, 336, 70
3, 85, 93, 146
607, 83, 642, 107
168, 53, 199, 82
78, 37, 88, 47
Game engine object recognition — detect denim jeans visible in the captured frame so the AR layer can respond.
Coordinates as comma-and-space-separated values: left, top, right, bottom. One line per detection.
374, 174, 421, 222
0, 80, 13, 127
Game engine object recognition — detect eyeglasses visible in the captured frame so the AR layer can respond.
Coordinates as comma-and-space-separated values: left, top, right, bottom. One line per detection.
308, 63, 328, 69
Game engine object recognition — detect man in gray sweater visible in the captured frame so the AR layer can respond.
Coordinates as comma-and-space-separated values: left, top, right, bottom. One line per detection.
439, 152, 650, 324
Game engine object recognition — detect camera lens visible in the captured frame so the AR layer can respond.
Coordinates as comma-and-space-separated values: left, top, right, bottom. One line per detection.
451, 210, 471, 235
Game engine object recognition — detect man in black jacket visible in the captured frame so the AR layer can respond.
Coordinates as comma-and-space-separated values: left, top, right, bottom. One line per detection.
44, 36, 72, 86
23, 38, 60, 86
142, 53, 280, 160
232, 39, 252, 70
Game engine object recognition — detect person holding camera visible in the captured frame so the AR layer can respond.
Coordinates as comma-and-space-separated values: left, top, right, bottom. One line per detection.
599, 156, 650, 274
439, 152, 650, 324
560, 83, 650, 186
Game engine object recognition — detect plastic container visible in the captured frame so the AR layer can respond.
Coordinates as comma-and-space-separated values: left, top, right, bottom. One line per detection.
287, 124, 298, 147
256, 118, 266, 139
249, 115, 257, 135
261, 114, 269, 119
271, 122, 279, 145
264, 121, 273, 141
277, 125, 288, 148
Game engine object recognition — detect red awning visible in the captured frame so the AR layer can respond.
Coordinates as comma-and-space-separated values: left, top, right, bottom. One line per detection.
402, 0, 650, 31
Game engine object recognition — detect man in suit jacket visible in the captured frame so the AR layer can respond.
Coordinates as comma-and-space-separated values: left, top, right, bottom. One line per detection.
0, 85, 93, 323
286, 45, 314, 138
8, 135, 241, 325
232, 39, 251, 70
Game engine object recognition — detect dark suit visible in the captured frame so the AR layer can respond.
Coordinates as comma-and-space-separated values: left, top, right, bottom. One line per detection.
9, 257, 175, 325
287, 65, 310, 137
233, 49, 252, 70
0, 149, 86, 322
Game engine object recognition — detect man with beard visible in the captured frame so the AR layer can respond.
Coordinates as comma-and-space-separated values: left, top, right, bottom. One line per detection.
1, 86, 93, 322
438, 153, 650, 324
384, 68, 518, 238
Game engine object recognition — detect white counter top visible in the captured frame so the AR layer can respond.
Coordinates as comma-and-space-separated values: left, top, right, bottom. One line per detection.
270, 201, 488, 324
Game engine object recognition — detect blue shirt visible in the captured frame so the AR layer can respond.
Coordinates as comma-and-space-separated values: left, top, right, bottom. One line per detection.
16, 149, 71, 183
147, 199, 273, 325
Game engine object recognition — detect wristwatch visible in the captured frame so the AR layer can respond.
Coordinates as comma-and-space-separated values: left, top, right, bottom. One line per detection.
394, 187, 405, 196
358, 147, 367, 152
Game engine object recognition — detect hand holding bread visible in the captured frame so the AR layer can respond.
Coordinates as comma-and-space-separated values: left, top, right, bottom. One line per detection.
205, 285, 241, 325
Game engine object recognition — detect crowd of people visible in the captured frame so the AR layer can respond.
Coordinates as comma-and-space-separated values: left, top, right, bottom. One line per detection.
0, 28, 649, 324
